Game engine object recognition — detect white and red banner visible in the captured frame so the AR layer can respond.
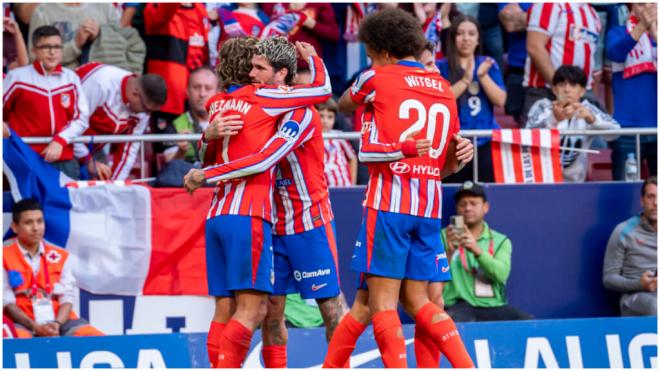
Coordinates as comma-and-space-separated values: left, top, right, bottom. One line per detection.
491, 129, 564, 184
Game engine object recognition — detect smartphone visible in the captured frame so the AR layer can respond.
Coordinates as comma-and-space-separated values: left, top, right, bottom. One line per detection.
450, 215, 464, 235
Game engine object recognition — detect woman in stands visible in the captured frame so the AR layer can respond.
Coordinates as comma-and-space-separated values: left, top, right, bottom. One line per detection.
437, 15, 507, 183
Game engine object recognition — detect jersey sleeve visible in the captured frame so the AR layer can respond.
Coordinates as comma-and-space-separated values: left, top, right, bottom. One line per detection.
203, 107, 316, 182
254, 55, 332, 116
339, 139, 357, 160
527, 3, 559, 36
2, 70, 19, 120
348, 69, 376, 105
357, 110, 406, 163
109, 115, 149, 180
54, 73, 90, 146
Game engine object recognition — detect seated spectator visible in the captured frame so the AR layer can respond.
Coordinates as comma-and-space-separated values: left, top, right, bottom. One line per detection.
437, 15, 507, 183
607, 3, 657, 180
498, 3, 532, 124
3, 199, 104, 338
75, 62, 167, 180
521, 3, 602, 123
442, 182, 533, 322
526, 65, 620, 182
157, 66, 218, 187
163, 66, 218, 164
318, 99, 357, 187
3, 16, 29, 72
3, 26, 89, 180
603, 176, 657, 316
28, 3, 121, 69
144, 3, 210, 153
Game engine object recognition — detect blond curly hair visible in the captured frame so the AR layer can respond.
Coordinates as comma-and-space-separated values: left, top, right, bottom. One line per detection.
217, 37, 259, 90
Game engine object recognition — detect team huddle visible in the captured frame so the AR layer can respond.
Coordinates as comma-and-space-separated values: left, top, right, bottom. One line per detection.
183, 8, 475, 368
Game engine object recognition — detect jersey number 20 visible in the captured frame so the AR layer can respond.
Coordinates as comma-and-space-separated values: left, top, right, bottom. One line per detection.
398, 99, 451, 159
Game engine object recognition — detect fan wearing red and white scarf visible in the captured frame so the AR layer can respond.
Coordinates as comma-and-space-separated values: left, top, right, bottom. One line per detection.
618, 15, 657, 79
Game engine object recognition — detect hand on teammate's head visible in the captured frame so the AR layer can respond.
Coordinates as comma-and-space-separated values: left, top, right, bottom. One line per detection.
295, 41, 317, 60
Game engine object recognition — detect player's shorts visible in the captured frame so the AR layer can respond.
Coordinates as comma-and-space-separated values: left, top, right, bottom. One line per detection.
206, 215, 274, 297
430, 252, 452, 283
351, 208, 446, 281
272, 221, 341, 299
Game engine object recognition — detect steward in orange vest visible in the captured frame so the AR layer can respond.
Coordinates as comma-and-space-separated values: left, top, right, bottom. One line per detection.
3, 199, 103, 338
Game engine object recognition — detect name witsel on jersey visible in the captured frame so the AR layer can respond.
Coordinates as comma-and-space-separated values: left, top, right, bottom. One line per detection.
404, 75, 445, 92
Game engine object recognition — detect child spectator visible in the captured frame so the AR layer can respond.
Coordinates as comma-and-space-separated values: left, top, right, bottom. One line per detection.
526, 65, 620, 182
318, 99, 357, 187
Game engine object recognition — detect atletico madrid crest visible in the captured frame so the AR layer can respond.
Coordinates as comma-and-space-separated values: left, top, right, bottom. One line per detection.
60, 94, 70, 109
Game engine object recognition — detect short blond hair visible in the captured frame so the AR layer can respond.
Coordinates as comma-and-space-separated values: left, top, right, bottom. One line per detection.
257, 37, 297, 85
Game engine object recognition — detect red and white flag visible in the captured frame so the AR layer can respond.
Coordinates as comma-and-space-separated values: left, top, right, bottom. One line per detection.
491, 129, 564, 184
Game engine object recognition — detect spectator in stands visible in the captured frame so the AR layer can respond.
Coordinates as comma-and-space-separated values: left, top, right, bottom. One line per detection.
75, 63, 167, 181
603, 176, 657, 316
262, 3, 339, 81
442, 182, 533, 322
607, 3, 657, 180
521, 3, 602, 123
3, 16, 28, 72
144, 3, 209, 153
498, 3, 532, 125
319, 98, 357, 187
526, 65, 620, 182
213, 3, 269, 45
3, 199, 104, 338
3, 26, 89, 180
28, 3, 121, 69
437, 15, 506, 183
163, 66, 218, 165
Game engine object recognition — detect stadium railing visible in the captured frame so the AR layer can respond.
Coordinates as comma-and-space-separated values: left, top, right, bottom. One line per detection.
22, 128, 658, 180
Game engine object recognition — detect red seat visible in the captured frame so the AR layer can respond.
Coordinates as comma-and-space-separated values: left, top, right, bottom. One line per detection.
586, 148, 613, 181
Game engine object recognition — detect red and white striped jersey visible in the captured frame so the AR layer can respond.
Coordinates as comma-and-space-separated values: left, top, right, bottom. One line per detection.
272, 108, 334, 235
76, 63, 150, 180
3, 61, 89, 161
323, 132, 356, 187
524, 3, 601, 89
202, 55, 331, 222
350, 61, 460, 219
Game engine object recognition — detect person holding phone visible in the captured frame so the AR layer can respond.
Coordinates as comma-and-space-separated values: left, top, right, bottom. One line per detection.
440, 181, 533, 322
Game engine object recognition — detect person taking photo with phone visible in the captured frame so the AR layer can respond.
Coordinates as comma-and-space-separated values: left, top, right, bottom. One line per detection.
441, 181, 533, 322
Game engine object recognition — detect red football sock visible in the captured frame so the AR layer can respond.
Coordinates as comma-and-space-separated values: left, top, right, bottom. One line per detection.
414, 324, 441, 368
372, 310, 408, 368
207, 321, 226, 368
323, 313, 367, 368
415, 303, 474, 368
262, 345, 287, 368
216, 320, 253, 368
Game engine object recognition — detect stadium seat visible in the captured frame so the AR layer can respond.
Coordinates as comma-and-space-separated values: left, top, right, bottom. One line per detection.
586, 148, 613, 181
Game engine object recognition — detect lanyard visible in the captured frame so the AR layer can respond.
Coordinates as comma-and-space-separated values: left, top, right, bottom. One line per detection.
30, 254, 51, 298
459, 229, 494, 274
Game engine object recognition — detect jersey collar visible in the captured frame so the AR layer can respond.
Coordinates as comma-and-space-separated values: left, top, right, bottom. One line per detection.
32, 61, 63, 76
227, 85, 242, 93
397, 60, 424, 69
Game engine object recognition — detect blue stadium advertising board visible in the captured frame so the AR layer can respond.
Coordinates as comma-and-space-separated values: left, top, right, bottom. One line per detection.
3, 316, 656, 368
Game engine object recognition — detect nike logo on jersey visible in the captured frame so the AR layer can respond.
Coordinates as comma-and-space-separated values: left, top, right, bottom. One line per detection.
442, 266, 450, 273
311, 283, 328, 291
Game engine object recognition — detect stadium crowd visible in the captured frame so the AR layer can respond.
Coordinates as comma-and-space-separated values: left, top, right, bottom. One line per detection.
3, 2, 657, 184
1, 2, 657, 367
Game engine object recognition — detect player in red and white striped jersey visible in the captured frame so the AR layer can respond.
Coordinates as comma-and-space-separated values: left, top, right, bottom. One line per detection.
183, 38, 331, 368
326, 9, 473, 368
522, 2, 601, 120
191, 37, 347, 368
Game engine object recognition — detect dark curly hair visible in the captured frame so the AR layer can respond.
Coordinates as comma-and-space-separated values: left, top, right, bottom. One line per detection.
358, 8, 426, 59
217, 37, 258, 90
